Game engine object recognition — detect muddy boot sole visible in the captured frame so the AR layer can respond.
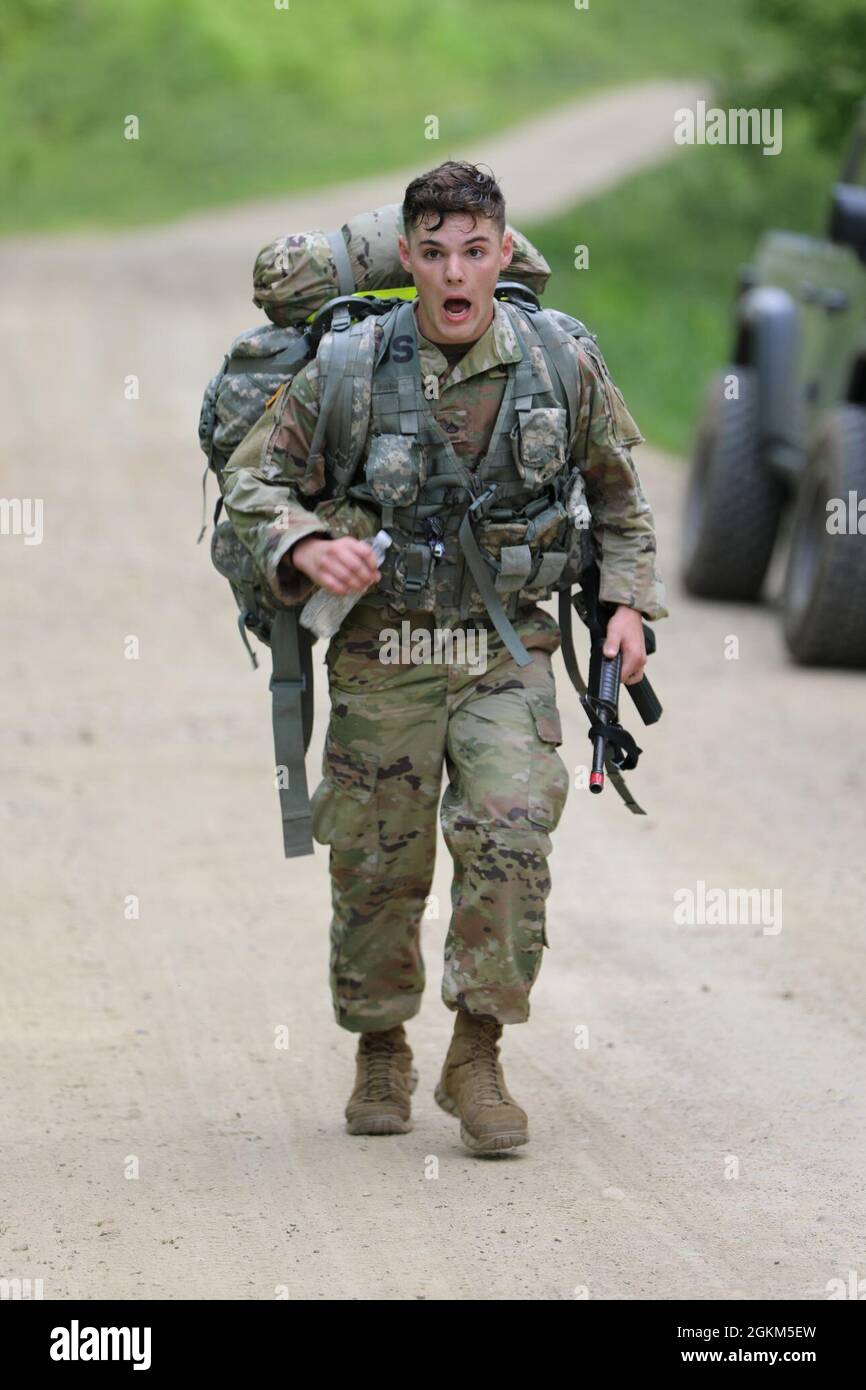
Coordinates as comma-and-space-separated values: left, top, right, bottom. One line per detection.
434, 1082, 529, 1155
346, 1064, 419, 1137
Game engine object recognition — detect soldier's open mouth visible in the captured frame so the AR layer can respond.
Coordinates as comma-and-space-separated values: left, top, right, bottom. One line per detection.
443, 298, 472, 322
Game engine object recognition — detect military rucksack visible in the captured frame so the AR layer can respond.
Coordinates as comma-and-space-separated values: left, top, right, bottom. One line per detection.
198, 223, 602, 857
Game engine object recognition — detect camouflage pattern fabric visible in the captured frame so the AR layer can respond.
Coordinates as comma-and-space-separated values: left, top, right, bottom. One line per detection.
220, 292, 667, 1033
312, 601, 569, 1030
201, 323, 307, 459
253, 203, 552, 327
221, 297, 668, 620
366, 432, 428, 504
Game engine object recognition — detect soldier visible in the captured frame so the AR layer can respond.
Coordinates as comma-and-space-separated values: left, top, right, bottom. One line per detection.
223, 161, 667, 1155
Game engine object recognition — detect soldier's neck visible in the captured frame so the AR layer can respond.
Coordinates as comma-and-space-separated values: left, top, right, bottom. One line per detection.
425, 334, 482, 368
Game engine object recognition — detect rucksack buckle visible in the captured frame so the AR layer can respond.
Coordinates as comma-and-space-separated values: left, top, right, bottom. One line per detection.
308, 293, 395, 347
269, 675, 307, 694
494, 281, 541, 313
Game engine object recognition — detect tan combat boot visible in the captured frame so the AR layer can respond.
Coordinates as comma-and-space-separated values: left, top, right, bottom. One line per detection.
345, 1023, 418, 1136
434, 1011, 529, 1154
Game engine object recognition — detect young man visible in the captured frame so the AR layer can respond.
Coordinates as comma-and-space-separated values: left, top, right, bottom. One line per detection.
223, 161, 666, 1154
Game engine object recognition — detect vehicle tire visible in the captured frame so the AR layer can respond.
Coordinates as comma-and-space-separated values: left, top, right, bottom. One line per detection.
682, 367, 786, 599
783, 405, 866, 667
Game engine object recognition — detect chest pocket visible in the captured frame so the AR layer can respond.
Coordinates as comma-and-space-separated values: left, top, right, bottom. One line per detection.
510, 406, 569, 488
365, 433, 427, 506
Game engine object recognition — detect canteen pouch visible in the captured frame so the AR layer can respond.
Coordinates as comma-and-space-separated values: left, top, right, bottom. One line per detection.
365, 433, 426, 506
510, 406, 569, 487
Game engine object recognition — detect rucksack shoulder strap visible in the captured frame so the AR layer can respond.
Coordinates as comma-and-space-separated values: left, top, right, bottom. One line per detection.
269, 608, 316, 857
513, 303, 594, 443
326, 228, 355, 296
311, 302, 403, 494
302, 304, 356, 483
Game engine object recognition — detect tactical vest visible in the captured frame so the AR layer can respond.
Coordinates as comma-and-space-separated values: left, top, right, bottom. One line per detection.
200, 286, 598, 858
315, 297, 593, 668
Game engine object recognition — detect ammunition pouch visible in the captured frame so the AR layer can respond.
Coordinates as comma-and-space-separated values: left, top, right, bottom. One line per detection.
393, 540, 436, 594
365, 433, 427, 506
475, 497, 571, 601
510, 405, 570, 487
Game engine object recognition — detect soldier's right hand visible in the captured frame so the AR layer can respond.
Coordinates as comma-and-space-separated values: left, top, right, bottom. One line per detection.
288, 535, 382, 596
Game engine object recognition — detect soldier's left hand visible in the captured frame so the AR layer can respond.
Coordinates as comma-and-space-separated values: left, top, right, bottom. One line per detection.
603, 605, 647, 685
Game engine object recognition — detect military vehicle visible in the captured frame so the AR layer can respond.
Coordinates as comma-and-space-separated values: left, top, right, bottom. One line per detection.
682, 105, 866, 667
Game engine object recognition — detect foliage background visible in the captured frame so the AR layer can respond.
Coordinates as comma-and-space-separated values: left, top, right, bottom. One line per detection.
1, 0, 861, 450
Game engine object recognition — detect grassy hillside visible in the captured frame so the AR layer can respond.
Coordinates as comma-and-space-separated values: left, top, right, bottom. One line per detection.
528, 112, 838, 454
0, 0, 769, 234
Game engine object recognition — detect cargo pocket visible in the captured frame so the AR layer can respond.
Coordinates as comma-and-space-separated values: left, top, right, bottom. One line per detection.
526, 695, 570, 831
511, 406, 569, 488
365, 433, 426, 506
310, 728, 382, 870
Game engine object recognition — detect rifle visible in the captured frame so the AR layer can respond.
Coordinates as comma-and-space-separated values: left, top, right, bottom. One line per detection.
558, 563, 663, 815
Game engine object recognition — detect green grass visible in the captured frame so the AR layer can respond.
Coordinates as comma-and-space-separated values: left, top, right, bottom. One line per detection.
3, 2, 837, 462
526, 111, 837, 454
0, 0, 773, 234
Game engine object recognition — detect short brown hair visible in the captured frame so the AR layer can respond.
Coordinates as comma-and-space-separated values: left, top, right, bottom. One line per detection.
402, 160, 506, 240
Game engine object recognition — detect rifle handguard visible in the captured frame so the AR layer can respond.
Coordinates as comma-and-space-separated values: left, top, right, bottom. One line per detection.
581, 652, 643, 793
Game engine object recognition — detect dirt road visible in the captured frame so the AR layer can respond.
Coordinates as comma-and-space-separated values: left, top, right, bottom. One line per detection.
2, 81, 864, 1300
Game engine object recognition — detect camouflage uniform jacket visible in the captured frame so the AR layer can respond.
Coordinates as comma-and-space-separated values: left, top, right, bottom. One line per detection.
222, 297, 668, 621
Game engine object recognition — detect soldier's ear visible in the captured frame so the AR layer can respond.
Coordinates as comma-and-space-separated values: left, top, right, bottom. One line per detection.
397, 233, 412, 273
500, 228, 514, 270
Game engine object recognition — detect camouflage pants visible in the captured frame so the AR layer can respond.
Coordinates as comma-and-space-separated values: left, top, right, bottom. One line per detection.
310, 601, 570, 1032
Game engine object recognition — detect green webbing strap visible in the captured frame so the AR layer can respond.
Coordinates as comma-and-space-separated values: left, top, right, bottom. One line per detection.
324, 297, 410, 492
498, 307, 542, 439
327, 333, 369, 485
269, 608, 316, 857
397, 373, 419, 434
237, 613, 258, 668
326, 228, 355, 297
304, 312, 353, 483
312, 300, 394, 495
458, 495, 533, 668
522, 308, 584, 438
557, 589, 645, 815
197, 461, 210, 544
